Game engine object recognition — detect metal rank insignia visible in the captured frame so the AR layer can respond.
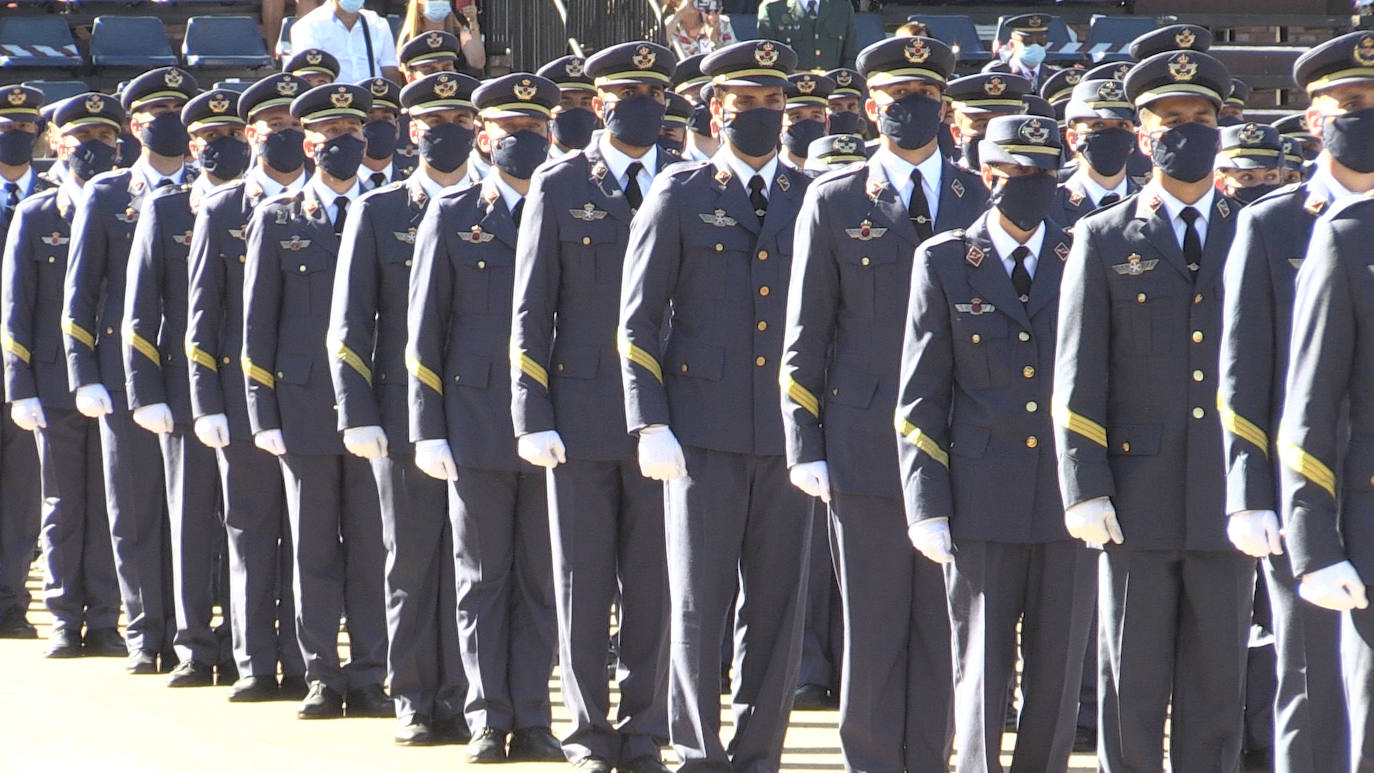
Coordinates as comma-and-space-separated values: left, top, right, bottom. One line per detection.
393, 228, 416, 245
698, 209, 737, 227
950, 179, 965, 198
115, 207, 139, 224
845, 219, 887, 241
1054, 242, 1069, 261
1305, 194, 1328, 215
460, 224, 494, 243
40, 232, 69, 246
303, 198, 320, 217
279, 235, 311, 251
172, 230, 194, 246
776, 173, 790, 192
1068, 190, 1086, 207
1112, 253, 1158, 276
965, 245, 984, 267
1217, 199, 1231, 218
954, 298, 994, 315
571, 203, 607, 221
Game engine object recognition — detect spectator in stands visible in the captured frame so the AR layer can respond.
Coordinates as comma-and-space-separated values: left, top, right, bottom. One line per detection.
758, 0, 858, 71
397, 0, 486, 76
263, 0, 325, 50
984, 13, 1060, 94
290, 0, 401, 84
664, 0, 738, 60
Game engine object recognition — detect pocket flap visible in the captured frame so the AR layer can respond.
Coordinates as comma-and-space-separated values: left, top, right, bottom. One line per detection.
666, 339, 724, 381
950, 423, 990, 458
453, 353, 489, 388
551, 344, 600, 380
274, 354, 312, 385
1107, 424, 1162, 456
826, 366, 878, 409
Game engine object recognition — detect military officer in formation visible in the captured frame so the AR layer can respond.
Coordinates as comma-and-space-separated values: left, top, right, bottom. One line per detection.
946, 72, 1032, 172
1212, 122, 1285, 205
1048, 78, 1140, 227
540, 55, 598, 160
983, 14, 1061, 94
779, 72, 833, 172
357, 76, 412, 191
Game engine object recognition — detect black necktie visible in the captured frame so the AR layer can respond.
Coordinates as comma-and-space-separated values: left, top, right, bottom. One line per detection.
1010, 245, 1033, 303
1180, 206, 1203, 276
908, 168, 934, 242
512, 198, 525, 227
808, 0, 817, 17
624, 161, 644, 211
157, 178, 174, 189
748, 175, 767, 223
369, 172, 387, 191
3, 182, 18, 211
333, 195, 349, 235
1098, 192, 1120, 208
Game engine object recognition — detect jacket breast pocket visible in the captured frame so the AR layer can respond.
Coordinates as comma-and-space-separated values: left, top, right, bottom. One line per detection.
836, 246, 894, 320
560, 227, 621, 292
450, 352, 490, 389
952, 313, 1007, 389
683, 227, 751, 301
452, 243, 510, 314
379, 248, 414, 290
666, 338, 724, 382
1107, 424, 1161, 456
1112, 280, 1171, 355
280, 249, 332, 317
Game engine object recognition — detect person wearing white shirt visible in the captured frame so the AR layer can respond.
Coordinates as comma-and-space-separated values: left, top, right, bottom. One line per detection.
291, 0, 402, 85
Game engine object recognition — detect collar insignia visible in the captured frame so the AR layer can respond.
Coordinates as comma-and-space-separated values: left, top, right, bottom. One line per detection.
572, 203, 608, 221
1305, 193, 1328, 215
1147, 195, 1162, 211
483, 187, 500, 205
247, 183, 264, 199
955, 298, 994, 315
1112, 253, 1158, 275
951, 178, 966, 198
966, 245, 984, 267
845, 219, 887, 240
279, 234, 311, 251
1069, 190, 1085, 206
591, 162, 608, 180
460, 224, 495, 243
115, 207, 139, 224
303, 198, 319, 216
698, 209, 738, 227
714, 166, 732, 186
777, 173, 790, 191
1217, 199, 1231, 218
1054, 242, 1069, 261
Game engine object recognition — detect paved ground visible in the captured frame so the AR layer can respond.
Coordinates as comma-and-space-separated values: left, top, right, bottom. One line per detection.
0, 563, 1100, 771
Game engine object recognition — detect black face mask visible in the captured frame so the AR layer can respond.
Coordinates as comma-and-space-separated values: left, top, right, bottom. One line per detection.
1075, 128, 1135, 176
1230, 181, 1280, 205
68, 139, 118, 182
782, 118, 827, 159
1322, 106, 1374, 174
0, 130, 38, 167
490, 130, 550, 179
260, 128, 307, 174
1149, 122, 1219, 183
116, 132, 141, 168
990, 172, 1057, 231
418, 122, 474, 173
605, 96, 667, 148
200, 136, 251, 181
362, 120, 398, 160
551, 107, 598, 150
138, 112, 189, 157
659, 136, 684, 153
878, 93, 942, 150
1217, 114, 1245, 127
314, 133, 366, 180
959, 135, 982, 170
828, 111, 863, 136
687, 102, 713, 137
721, 107, 782, 158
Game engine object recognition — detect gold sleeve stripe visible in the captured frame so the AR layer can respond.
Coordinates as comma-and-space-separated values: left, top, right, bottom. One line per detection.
786, 377, 820, 419
895, 416, 950, 468
330, 337, 373, 385
1279, 443, 1337, 500
184, 341, 218, 372
406, 351, 444, 396
241, 356, 276, 389
617, 332, 662, 383
512, 347, 549, 390
1216, 395, 1269, 457
3, 333, 30, 364
123, 323, 161, 367
1051, 402, 1108, 448
61, 318, 95, 350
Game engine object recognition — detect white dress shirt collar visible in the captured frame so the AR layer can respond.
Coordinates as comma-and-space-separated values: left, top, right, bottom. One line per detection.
598, 133, 657, 191
876, 145, 943, 218
1311, 164, 1355, 202
1147, 180, 1214, 249
252, 165, 306, 198
2, 166, 34, 196
1075, 168, 1128, 206
986, 215, 1045, 279
308, 174, 362, 223
134, 158, 182, 191
715, 147, 779, 200
410, 167, 445, 202
488, 171, 524, 215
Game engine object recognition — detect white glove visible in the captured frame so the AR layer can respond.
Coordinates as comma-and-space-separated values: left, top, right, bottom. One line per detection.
637, 424, 685, 481
1227, 509, 1284, 558
132, 403, 174, 434
788, 460, 831, 503
908, 517, 955, 564
342, 425, 389, 460
74, 383, 113, 418
253, 428, 287, 456
414, 438, 458, 481
11, 398, 46, 431
193, 414, 231, 449
1299, 561, 1369, 611
517, 430, 566, 468
1064, 496, 1124, 546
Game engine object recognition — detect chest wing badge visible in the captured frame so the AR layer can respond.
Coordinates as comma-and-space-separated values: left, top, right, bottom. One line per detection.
1112, 253, 1158, 275
228, 225, 246, 240
393, 228, 416, 245
571, 203, 607, 221
954, 298, 995, 315
845, 219, 887, 241
459, 225, 494, 243
279, 235, 311, 251
698, 209, 738, 227
172, 229, 194, 246
40, 232, 69, 246
115, 207, 138, 224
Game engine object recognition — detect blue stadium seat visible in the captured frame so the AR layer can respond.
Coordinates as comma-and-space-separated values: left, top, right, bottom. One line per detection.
387, 14, 403, 40
22, 80, 92, 105
0, 17, 84, 69
905, 15, 991, 65
1086, 15, 1162, 61
994, 14, 1084, 65
276, 16, 297, 60
854, 13, 886, 51
90, 16, 178, 68
183, 16, 274, 68
730, 13, 758, 42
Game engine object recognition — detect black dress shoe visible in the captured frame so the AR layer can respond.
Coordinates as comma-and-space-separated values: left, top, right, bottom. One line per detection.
167, 660, 215, 687
792, 683, 830, 711
434, 715, 472, 745
1072, 726, 1096, 754
216, 661, 239, 686
297, 681, 345, 719
395, 716, 435, 746
227, 675, 279, 702
466, 728, 508, 763
278, 675, 308, 701
345, 683, 394, 718
573, 756, 611, 772
0, 609, 37, 639
507, 726, 564, 762
83, 627, 126, 657
618, 755, 669, 773
126, 648, 158, 674
158, 650, 179, 673
44, 628, 82, 658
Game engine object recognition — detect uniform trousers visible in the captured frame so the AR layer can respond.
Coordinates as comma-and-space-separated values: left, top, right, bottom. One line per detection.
665, 446, 810, 773
829, 491, 952, 773
279, 452, 386, 693
1097, 548, 1252, 773
99, 408, 169, 653
219, 440, 300, 678
548, 456, 669, 765
798, 500, 842, 694
36, 407, 119, 630
0, 406, 40, 618
160, 428, 222, 665
945, 539, 1095, 772
373, 451, 465, 723
449, 463, 555, 732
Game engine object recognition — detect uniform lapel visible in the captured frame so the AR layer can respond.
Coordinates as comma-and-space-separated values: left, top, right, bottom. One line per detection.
962, 215, 1031, 329
405, 173, 430, 226
863, 158, 915, 247
708, 160, 760, 237
933, 159, 976, 233
757, 167, 801, 247
1025, 228, 1068, 319
301, 184, 339, 252
584, 144, 634, 225
1130, 191, 1192, 282
1194, 194, 1236, 292
478, 176, 518, 250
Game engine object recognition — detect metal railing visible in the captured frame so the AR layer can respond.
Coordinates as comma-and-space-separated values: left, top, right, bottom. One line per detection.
484, 0, 668, 71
